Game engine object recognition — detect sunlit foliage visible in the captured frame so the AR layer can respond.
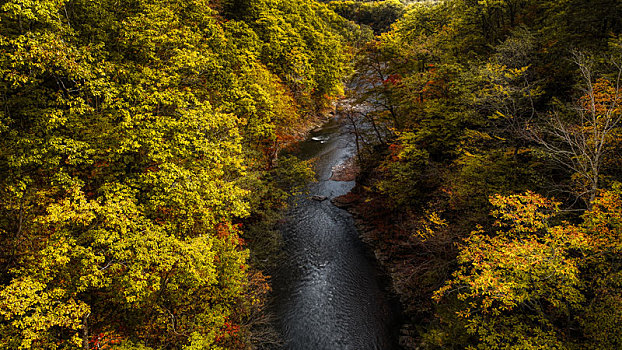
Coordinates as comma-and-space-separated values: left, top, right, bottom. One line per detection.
0, 0, 352, 347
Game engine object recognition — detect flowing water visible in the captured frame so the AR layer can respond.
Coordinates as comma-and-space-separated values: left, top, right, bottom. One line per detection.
273, 116, 396, 350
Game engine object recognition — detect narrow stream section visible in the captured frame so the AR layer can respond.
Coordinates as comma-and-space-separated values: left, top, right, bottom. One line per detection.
274, 116, 395, 350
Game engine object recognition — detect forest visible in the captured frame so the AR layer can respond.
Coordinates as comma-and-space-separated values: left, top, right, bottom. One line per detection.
339, 0, 622, 349
0, 0, 621, 349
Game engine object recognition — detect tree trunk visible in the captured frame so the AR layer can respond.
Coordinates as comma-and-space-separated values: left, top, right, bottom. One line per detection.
82, 313, 90, 350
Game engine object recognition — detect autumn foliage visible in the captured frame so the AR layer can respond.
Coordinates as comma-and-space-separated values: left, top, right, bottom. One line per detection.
344, 0, 622, 348
0, 0, 353, 348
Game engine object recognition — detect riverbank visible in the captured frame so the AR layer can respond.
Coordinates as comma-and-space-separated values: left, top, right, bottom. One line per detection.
332, 148, 442, 349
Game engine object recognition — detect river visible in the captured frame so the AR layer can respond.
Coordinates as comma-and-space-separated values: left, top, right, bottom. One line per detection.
273, 115, 397, 350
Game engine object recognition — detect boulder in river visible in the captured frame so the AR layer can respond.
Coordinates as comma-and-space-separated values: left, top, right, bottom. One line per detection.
311, 195, 328, 201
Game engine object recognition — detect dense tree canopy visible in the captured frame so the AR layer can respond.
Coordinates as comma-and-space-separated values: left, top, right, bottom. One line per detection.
2, 0, 622, 348
344, 0, 622, 348
0, 0, 354, 348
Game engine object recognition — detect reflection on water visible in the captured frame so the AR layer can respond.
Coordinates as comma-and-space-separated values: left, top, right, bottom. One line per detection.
273, 117, 396, 350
